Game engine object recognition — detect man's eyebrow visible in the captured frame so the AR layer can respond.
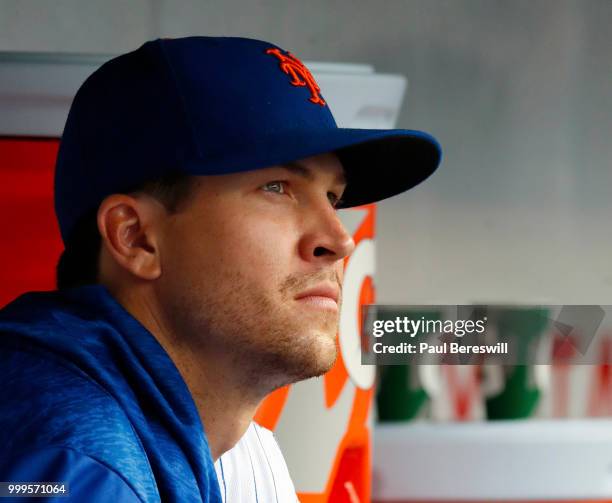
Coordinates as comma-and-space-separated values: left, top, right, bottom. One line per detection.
281, 161, 347, 185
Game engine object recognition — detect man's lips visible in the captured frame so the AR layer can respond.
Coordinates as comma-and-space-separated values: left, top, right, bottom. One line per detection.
294, 284, 340, 310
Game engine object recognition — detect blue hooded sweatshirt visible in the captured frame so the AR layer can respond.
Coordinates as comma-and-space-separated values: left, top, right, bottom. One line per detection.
0, 284, 222, 503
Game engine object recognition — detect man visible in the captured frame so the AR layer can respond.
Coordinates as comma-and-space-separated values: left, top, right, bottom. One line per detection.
0, 36, 441, 502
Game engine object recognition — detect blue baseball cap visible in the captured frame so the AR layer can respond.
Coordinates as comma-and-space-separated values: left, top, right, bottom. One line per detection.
55, 36, 442, 244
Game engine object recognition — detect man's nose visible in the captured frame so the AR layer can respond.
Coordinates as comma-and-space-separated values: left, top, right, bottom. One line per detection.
298, 204, 356, 263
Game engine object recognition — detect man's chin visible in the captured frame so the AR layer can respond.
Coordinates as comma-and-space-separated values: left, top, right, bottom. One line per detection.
295, 331, 338, 379
242, 325, 339, 392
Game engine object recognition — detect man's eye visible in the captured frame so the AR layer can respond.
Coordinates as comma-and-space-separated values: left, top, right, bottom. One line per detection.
261, 181, 287, 194
328, 191, 343, 208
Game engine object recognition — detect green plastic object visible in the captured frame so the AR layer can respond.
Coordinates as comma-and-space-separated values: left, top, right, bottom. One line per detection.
485, 307, 550, 420
376, 309, 441, 421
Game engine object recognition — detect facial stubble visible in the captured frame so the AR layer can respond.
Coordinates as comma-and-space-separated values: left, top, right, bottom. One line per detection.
170, 268, 341, 395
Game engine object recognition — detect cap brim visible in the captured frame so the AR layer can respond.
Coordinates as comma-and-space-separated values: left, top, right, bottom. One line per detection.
329, 128, 442, 208
185, 127, 441, 206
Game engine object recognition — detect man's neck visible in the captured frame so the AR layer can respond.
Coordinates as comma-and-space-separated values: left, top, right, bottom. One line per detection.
155, 336, 262, 461
107, 283, 262, 461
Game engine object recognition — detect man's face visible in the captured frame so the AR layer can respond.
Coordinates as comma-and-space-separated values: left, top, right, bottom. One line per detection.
154, 152, 355, 391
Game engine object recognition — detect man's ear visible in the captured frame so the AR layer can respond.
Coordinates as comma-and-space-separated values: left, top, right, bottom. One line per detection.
97, 194, 163, 281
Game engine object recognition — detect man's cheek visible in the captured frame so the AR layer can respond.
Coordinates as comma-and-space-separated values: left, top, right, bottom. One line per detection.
249, 234, 294, 265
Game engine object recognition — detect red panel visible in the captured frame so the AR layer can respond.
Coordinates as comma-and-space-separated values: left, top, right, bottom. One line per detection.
0, 137, 62, 308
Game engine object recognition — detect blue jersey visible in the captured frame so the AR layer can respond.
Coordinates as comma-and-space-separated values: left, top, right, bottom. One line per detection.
0, 284, 222, 503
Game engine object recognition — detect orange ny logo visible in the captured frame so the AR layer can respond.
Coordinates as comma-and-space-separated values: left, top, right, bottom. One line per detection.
266, 48, 326, 106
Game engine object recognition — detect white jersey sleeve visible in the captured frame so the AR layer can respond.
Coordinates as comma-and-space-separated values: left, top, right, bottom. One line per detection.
214, 421, 300, 503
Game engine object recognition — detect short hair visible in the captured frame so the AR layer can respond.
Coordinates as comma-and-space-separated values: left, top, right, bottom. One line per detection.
56, 172, 194, 290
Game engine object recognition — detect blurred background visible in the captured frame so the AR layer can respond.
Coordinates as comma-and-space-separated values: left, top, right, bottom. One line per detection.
1, 1, 612, 502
